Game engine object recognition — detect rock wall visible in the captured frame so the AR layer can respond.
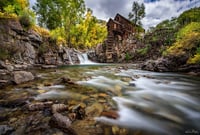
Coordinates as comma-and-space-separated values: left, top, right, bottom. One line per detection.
0, 18, 80, 87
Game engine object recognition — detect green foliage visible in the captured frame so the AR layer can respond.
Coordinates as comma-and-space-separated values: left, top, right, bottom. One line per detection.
32, 25, 50, 37
49, 9, 107, 49
71, 10, 107, 48
0, 47, 10, 60
156, 17, 178, 29
33, 0, 86, 47
50, 27, 66, 45
19, 10, 35, 29
0, 0, 29, 15
4, 5, 15, 14
137, 45, 150, 55
33, 0, 85, 30
165, 22, 200, 64
187, 47, 200, 64
0, 11, 18, 18
38, 43, 49, 54
167, 31, 200, 56
176, 22, 200, 40
145, 18, 178, 49
128, 1, 145, 26
125, 53, 132, 61
187, 54, 200, 64
0, 43, 21, 60
178, 7, 200, 26
0, 0, 36, 28
196, 47, 200, 54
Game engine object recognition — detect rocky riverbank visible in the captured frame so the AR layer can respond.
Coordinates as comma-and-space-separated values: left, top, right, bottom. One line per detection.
0, 67, 134, 135
141, 57, 200, 75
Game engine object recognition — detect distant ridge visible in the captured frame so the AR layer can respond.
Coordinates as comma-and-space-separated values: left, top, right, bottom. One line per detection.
177, 0, 200, 12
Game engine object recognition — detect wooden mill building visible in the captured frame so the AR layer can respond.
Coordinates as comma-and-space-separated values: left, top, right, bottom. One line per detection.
105, 13, 136, 62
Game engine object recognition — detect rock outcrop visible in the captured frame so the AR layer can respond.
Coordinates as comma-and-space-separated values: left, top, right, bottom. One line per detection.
13, 71, 34, 84
0, 18, 82, 86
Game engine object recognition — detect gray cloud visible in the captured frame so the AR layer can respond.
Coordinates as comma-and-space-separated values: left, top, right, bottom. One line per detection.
30, 0, 200, 29
86, 0, 200, 29
85, 0, 132, 20
142, 0, 200, 29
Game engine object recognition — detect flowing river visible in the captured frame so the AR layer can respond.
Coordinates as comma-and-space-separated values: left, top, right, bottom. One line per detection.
0, 64, 200, 135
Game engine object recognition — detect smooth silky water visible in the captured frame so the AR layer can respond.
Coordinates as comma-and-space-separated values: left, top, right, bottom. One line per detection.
0, 64, 200, 135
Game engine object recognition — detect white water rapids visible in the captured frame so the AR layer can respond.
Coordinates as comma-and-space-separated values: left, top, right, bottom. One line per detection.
77, 67, 200, 135
77, 53, 96, 65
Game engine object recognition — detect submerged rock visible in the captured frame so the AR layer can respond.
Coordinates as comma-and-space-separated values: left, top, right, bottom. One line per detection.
50, 113, 77, 135
13, 71, 34, 84
54, 77, 76, 85
0, 125, 14, 135
27, 101, 53, 111
0, 97, 29, 108
100, 110, 119, 119
86, 102, 103, 117
52, 104, 68, 114
71, 104, 86, 120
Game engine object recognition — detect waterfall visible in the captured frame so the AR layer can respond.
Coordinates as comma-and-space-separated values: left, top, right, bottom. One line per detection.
66, 49, 73, 65
77, 53, 96, 65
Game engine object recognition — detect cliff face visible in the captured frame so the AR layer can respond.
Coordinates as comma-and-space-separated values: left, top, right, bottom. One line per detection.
0, 18, 79, 87
0, 18, 39, 64
0, 18, 80, 65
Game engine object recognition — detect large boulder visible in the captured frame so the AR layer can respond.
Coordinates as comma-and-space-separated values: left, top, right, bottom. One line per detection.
13, 71, 34, 84
141, 55, 188, 72
141, 57, 174, 72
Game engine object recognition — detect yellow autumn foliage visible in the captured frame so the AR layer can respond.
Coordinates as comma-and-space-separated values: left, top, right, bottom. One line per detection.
0, 12, 18, 19
165, 22, 200, 64
15, 0, 29, 10
187, 54, 200, 64
167, 32, 200, 56
32, 25, 50, 37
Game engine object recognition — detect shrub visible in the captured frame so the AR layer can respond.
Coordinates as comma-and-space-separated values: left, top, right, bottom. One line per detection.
3, 5, 15, 14
187, 54, 200, 64
166, 32, 200, 56
19, 10, 35, 29
137, 45, 150, 55
38, 43, 49, 54
176, 22, 200, 40
0, 43, 21, 60
0, 48, 9, 60
125, 53, 132, 61
19, 12, 31, 28
0, 11, 17, 19
32, 25, 50, 37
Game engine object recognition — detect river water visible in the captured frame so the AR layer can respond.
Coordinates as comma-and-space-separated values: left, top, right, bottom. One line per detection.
0, 64, 200, 135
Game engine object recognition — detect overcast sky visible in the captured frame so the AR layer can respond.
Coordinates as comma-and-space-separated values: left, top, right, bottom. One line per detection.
30, 0, 200, 29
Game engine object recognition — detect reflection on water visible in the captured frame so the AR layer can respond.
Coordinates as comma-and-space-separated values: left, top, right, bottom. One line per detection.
0, 65, 200, 135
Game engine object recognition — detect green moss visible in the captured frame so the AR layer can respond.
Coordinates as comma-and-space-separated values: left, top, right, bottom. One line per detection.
38, 43, 49, 54
125, 53, 132, 61
0, 48, 9, 60
137, 45, 150, 56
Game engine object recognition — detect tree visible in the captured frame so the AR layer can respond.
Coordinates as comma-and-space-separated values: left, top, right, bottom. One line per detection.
128, 1, 145, 26
177, 7, 200, 27
33, 0, 86, 47
70, 9, 107, 49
